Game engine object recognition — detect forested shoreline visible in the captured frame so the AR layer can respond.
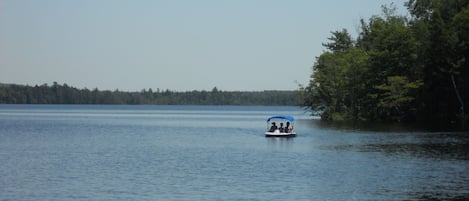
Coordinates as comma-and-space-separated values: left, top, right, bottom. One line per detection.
0, 82, 299, 105
301, 0, 468, 130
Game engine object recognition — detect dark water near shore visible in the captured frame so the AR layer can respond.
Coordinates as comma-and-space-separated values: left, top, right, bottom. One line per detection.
0, 105, 468, 201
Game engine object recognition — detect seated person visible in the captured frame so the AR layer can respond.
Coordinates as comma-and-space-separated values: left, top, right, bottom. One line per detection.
269, 122, 277, 132
285, 122, 293, 133
279, 123, 285, 133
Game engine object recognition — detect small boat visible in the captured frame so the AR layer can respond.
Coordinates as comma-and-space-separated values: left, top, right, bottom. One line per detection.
265, 115, 296, 137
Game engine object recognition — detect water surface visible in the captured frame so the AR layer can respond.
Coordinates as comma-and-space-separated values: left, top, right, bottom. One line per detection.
0, 105, 468, 200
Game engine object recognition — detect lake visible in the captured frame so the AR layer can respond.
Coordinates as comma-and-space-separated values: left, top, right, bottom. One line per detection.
0, 105, 468, 201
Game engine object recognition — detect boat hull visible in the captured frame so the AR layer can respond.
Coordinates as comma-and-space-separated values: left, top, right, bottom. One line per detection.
265, 132, 296, 137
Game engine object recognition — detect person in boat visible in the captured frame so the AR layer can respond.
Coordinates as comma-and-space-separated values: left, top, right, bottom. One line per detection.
279, 123, 285, 133
269, 122, 277, 132
285, 122, 293, 133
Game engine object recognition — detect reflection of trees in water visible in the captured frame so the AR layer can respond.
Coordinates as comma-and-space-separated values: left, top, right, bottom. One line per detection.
412, 193, 469, 201
307, 118, 466, 132
361, 143, 469, 161
308, 119, 425, 132
321, 133, 469, 161
322, 140, 469, 200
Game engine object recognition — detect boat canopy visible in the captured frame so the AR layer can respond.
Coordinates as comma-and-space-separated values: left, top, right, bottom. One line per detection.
266, 115, 294, 122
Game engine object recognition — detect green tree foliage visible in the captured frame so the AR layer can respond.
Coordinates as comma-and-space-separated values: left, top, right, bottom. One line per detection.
0, 83, 299, 106
322, 29, 354, 52
373, 76, 423, 121
302, 1, 469, 129
303, 48, 369, 121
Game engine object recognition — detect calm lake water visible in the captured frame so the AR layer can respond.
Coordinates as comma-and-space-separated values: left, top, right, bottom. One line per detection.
1, 105, 468, 201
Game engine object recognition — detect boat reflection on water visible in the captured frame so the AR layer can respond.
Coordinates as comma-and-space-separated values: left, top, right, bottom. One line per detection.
266, 136, 295, 151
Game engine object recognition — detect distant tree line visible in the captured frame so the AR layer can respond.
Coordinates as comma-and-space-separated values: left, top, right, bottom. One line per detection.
0, 82, 299, 105
300, 0, 468, 129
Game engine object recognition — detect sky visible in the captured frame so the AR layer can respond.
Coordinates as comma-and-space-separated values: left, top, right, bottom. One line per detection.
0, 0, 408, 91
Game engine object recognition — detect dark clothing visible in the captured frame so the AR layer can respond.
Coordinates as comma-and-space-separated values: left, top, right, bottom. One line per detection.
279, 126, 285, 133
269, 125, 277, 132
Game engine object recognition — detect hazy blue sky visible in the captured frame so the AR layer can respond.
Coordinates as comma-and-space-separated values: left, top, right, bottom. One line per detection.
0, 0, 407, 91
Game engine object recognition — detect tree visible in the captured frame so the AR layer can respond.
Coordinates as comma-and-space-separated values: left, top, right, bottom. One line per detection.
414, 0, 469, 128
0, 82, 299, 106
305, 44, 369, 121
322, 29, 353, 52
373, 76, 422, 121
302, 0, 468, 129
